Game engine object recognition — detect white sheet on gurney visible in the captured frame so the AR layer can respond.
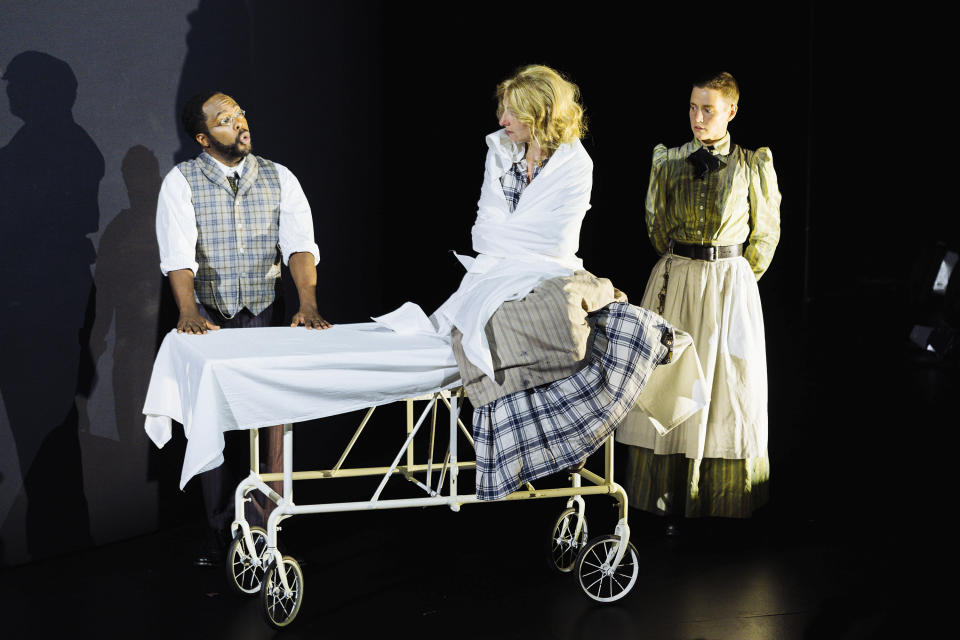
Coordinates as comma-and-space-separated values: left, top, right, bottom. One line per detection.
143, 322, 461, 489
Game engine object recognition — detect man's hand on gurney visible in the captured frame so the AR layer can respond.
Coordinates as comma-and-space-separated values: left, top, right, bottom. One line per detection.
169, 269, 220, 334
288, 252, 332, 329
177, 309, 220, 335
290, 304, 333, 330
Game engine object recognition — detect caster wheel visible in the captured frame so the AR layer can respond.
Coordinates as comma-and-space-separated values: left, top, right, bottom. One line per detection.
574, 535, 639, 602
548, 508, 589, 573
225, 526, 269, 596
262, 555, 304, 629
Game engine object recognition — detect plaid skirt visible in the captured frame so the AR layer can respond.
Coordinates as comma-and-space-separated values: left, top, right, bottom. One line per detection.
472, 302, 673, 500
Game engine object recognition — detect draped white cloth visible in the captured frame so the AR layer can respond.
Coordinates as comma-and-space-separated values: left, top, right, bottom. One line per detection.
431, 129, 593, 379
143, 324, 461, 488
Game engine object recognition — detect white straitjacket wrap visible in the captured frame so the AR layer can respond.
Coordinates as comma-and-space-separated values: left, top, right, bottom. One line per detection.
431, 129, 593, 379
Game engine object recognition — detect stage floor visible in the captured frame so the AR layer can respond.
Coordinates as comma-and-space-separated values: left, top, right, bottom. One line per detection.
0, 497, 916, 640
0, 294, 942, 639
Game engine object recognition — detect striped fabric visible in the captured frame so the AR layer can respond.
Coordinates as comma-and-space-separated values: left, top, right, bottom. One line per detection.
472, 302, 674, 500
623, 447, 769, 519
178, 153, 282, 317
645, 135, 781, 280
499, 155, 548, 213
451, 271, 627, 406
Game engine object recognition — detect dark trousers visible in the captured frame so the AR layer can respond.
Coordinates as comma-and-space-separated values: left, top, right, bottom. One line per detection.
196, 304, 283, 540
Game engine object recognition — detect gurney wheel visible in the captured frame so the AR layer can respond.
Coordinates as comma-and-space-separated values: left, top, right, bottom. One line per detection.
261, 556, 304, 629
548, 508, 589, 573
574, 535, 639, 603
225, 526, 269, 596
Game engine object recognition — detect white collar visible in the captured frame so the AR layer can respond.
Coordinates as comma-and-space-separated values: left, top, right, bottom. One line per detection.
203, 151, 247, 177
695, 132, 731, 156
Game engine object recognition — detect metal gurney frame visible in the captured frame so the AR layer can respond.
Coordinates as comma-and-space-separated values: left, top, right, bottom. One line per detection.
226, 387, 640, 629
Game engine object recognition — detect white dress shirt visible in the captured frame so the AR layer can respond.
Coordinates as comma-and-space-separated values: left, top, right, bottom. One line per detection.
156, 152, 320, 275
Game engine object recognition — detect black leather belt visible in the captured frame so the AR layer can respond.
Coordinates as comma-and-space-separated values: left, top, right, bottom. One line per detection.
671, 242, 743, 261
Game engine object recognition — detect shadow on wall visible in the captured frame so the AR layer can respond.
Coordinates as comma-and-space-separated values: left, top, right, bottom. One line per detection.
0, 51, 101, 564
77, 146, 178, 539
84, 146, 164, 442
147, 0, 256, 532
173, 0, 252, 165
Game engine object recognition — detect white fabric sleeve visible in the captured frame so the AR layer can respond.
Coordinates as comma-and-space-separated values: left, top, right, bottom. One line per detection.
156, 167, 200, 276
275, 163, 320, 265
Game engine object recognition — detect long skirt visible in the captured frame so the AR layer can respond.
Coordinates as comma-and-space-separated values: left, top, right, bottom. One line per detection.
622, 253, 770, 518
473, 302, 673, 500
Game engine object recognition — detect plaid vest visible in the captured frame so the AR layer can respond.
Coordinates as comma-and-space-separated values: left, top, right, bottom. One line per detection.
177, 153, 281, 317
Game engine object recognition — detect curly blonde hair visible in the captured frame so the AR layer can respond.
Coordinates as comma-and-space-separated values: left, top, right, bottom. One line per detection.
497, 64, 586, 155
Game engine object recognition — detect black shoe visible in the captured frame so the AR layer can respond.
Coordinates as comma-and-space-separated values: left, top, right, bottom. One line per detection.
193, 547, 224, 568
664, 516, 683, 537
194, 527, 228, 568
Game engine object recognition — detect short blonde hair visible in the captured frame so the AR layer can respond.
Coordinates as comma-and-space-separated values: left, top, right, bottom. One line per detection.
693, 71, 740, 105
497, 64, 586, 155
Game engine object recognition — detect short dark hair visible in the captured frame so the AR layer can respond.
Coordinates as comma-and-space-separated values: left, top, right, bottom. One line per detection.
181, 91, 221, 138
692, 72, 739, 104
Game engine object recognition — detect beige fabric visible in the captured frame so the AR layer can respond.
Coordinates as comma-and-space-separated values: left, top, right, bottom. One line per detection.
627, 327, 706, 436
617, 253, 768, 460
451, 271, 625, 406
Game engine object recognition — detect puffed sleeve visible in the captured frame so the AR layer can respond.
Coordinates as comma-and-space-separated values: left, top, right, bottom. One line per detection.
743, 147, 781, 280
644, 144, 670, 255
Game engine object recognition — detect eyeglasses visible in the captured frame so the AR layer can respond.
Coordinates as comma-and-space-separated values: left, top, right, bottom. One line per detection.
215, 109, 247, 128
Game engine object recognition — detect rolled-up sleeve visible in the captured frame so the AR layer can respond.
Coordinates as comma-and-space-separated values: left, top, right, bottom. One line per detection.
275, 163, 320, 266
156, 168, 200, 275
744, 147, 781, 280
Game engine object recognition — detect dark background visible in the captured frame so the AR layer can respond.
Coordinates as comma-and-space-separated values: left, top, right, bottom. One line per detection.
0, 0, 949, 598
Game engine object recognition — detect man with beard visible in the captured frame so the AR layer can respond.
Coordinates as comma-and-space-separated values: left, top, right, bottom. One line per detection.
156, 91, 331, 566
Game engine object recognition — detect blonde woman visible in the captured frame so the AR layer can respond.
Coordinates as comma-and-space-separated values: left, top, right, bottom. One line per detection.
431, 65, 676, 500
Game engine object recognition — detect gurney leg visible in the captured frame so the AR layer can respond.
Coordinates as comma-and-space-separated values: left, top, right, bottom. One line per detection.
565, 493, 586, 540
249, 427, 260, 478
604, 435, 631, 568
426, 400, 437, 491
611, 517, 631, 569
449, 392, 459, 512
406, 400, 414, 469
283, 423, 293, 504
264, 424, 294, 565
228, 430, 260, 539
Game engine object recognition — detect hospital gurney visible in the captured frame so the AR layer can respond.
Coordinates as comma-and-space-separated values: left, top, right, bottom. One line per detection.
143, 321, 703, 629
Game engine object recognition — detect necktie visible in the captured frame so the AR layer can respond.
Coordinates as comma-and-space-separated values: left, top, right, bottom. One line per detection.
687, 147, 721, 180
227, 172, 239, 195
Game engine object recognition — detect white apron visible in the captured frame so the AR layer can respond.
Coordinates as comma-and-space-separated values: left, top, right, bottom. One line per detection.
617, 252, 768, 460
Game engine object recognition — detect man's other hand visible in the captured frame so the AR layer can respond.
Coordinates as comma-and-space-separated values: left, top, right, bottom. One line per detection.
177, 310, 220, 334
290, 305, 332, 330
